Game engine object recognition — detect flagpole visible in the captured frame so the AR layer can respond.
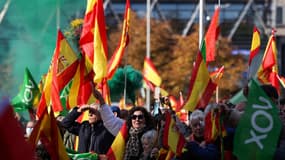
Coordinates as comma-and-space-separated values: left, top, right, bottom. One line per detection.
56, 0, 60, 29
146, 0, 151, 111
0, 0, 10, 25
216, 86, 219, 103
199, 0, 204, 47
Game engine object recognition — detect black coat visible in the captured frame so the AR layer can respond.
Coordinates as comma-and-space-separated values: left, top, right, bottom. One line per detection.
61, 107, 115, 154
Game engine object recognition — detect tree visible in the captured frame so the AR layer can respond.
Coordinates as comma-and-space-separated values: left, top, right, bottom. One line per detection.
107, 11, 247, 99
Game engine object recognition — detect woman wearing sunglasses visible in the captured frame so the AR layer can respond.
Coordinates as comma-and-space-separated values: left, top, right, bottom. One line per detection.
92, 88, 157, 160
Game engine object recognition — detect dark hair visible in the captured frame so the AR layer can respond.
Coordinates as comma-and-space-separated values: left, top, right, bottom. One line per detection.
126, 106, 154, 130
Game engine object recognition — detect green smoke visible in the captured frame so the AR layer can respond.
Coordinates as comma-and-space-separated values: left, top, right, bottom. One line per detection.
0, 0, 86, 97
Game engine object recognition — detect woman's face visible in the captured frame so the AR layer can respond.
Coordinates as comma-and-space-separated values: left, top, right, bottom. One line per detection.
131, 110, 146, 129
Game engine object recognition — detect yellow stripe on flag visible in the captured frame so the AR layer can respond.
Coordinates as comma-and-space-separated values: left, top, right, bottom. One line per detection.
183, 54, 211, 111
143, 58, 162, 87
256, 31, 279, 92
93, 0, 108, 84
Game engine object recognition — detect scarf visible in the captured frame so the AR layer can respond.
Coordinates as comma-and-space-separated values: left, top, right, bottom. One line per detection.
124, 127, 145, 160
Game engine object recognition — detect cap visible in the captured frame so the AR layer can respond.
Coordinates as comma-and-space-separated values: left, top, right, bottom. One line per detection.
111, 106, 121, 117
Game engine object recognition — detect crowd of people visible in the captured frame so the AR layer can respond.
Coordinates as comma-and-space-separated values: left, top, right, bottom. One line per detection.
17, 84, 285, 160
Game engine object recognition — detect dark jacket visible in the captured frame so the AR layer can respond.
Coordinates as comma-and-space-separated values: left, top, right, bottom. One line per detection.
61, 107, 115, 154
178, 134, 219, 160
179, 141, 219, 160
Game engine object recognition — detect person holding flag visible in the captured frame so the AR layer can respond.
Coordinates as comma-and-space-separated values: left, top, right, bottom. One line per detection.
91, 87, 157, 160
178, 109, 219, 160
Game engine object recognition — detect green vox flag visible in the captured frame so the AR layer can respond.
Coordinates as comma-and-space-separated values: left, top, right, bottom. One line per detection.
67, 148, 98, 160
233, 79, 282, 160
11, 68, 40, 112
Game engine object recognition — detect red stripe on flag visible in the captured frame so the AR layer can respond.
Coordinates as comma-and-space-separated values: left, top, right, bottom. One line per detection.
196, 80, 217, 110
248, 26, 260, 65
107, 0, 130, 79
204, 7, 220, 62
107, 122, 128, 160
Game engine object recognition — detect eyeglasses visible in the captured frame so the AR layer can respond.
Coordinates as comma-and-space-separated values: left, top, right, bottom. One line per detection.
131, 114, 144, 120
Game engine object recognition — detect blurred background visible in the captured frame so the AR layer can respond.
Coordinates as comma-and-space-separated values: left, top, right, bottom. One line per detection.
0, 0, 285, 99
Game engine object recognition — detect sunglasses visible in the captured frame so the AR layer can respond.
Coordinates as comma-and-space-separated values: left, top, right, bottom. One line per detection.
131, 114, 144, 120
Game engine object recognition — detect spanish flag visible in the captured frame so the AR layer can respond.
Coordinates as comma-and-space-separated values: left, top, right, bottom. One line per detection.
68, 57, 95, 109
143, 57, 162, 88
0, 99, 34, 160
37, 30, 78, 117
107, 0, 130, 79
201, 7, 220, 63
107, 122, 128, 160
256, 30, 279, 93
163, 111, 186, 156
29, 108, 69, 160
80, 0, 108, 84
248, 27, 261, 66
210, 66, 224, 84
182, 52, 217, 111
204, 108, 227, 143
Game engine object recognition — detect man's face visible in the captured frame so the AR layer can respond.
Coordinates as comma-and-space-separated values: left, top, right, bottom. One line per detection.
190, 118, 204, 138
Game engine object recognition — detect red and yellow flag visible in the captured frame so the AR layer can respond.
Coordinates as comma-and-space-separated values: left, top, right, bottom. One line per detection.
201, 7, 220, 62
80, 0, 108, 84
143, 57, 162, 88
183, 52, 217, 111
37, 30, 78, 117
0, 100, 34, 160
210, 66, 225, 84
248, 27, 261, 65
107, 0, 130, 79
256, 30, 279, 93
204, 109, 227, 143
107, 122, 128, 160
29, 108, 69, 160
277, 75, 285, 88
68, 57, 95, 109
163, 111, 186, 156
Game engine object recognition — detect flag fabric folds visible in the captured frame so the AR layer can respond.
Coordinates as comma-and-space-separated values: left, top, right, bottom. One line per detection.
163, 111, 186, 156
256, 30, 279, 93
143, 57, 162, 88
68, 57, 96, 109
11, 68, 40, 112
0, 99, 34, 160
107, 0, 130, 79
277, 75, 285, 88
28, 108, 69, 160
204, 108, 227, 143
107, 122, 128, 160
80, 0, 108, 84
37, 30, 78, 117
182, 52, 217, 111
248, 27, 261, 66
210, 66, 225, 84
201, 7, 220, 62
233, 79, 281, 160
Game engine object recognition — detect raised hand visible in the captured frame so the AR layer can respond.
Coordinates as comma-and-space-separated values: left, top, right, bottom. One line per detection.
77, 104, 90, 113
